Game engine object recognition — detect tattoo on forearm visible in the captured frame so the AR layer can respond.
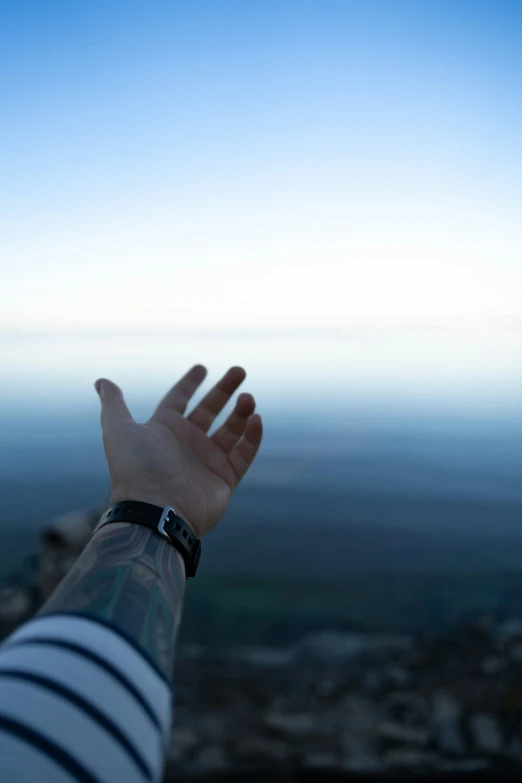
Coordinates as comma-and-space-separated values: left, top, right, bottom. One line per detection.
39, 523, 185, 681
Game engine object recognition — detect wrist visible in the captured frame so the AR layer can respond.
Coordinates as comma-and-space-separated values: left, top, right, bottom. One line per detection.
96, 497, 201, 577
108, 488, 192, 528
96, 497, 202, 576
90, 517, 187, 578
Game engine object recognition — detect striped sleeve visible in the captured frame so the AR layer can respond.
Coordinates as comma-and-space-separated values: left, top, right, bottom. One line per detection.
0, 613, 173, 783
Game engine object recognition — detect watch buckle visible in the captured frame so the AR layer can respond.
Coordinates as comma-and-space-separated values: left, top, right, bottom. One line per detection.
157, 506, 175, 541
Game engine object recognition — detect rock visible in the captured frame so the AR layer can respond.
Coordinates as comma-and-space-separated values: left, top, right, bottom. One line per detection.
341, 753, 381, 772
432, 691, 466, 755
505, 737, 522, 762
336, 694, 376, 757
180, 644, 206, 659
234, 736, 288, 763
0, 585, 32, 625
169, 727, 198, 758
297, 629, 410, 661
265, 711, 315, 736
481, 656, 505, 675
235, 646, 295, 667
42, 510, 96, 549
383, 749, 438, 768
315, 678, 335, 697
365, 633, 412, 654
377, 721, 429, 745
507, 738, 522, 761
193, 745, 228, 771
378, 692, 429, 745
343, 694, 375, 731
496, 619, 522, 642
385, 665, 410, 687
340, 696, 377, 757
469, 713, 503, 755
304, 752, 339, 768
361, 669, 382, 692
297, 631, 364, 660
197, 714, 226, 741
36, 510, 98, 600
436, 758, 490, 772
381, 691, 428, 717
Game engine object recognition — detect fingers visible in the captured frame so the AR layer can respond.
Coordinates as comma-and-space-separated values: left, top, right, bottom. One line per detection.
152, 364, 208, 417
95, 379, 133, 431
187, 366, 247, 432
229, 413, 263, 483
211, 392, 256, 453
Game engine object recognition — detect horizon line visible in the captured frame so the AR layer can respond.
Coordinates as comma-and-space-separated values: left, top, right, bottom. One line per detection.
1, 319, 522, 340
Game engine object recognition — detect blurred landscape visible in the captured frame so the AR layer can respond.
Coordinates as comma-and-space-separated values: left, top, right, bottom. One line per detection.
1, 330, 522, 648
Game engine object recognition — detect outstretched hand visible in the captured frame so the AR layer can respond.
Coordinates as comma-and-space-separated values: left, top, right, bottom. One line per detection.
94, 365, 263, 538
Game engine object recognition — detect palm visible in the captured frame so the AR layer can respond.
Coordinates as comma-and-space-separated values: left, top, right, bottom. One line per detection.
98, 365, 263, 538
157, 411, 239, 484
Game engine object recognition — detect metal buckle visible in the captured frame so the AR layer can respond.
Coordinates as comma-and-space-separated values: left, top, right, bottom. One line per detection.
157, 506, 175, 542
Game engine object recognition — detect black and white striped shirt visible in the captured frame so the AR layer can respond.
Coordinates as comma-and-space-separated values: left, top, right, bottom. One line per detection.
0, 613, 172, 782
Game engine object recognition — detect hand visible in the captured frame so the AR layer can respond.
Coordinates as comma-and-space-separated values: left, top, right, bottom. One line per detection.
94, 365, 263, 538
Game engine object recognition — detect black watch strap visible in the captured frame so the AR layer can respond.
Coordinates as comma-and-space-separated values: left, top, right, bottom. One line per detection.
90, 501, 201, 577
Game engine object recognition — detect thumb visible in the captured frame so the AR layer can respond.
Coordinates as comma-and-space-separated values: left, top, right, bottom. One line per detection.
94, 378, 133, 431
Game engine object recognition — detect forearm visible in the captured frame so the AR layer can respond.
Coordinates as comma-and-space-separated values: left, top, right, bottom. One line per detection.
39, 520, 186, 682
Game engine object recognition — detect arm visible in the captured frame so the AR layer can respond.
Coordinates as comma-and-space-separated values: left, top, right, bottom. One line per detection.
0, 364, 263, 782
39, 521, 186, 681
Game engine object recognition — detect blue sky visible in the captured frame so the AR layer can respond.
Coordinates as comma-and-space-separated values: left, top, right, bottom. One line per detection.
1, 0, 521, 334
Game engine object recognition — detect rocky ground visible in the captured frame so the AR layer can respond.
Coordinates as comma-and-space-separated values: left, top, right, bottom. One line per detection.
2, 510, 522, 779
167, 620, 522, 777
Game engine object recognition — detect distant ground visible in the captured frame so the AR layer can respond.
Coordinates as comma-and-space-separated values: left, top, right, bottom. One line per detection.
180, 568, 522, 646
2, 414, 522, 645
2, 476, 522, 572
2, 473, 522, 646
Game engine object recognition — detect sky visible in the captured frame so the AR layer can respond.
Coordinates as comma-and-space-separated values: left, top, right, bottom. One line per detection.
1, 0, 521, 336
0, 0, 522, 548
